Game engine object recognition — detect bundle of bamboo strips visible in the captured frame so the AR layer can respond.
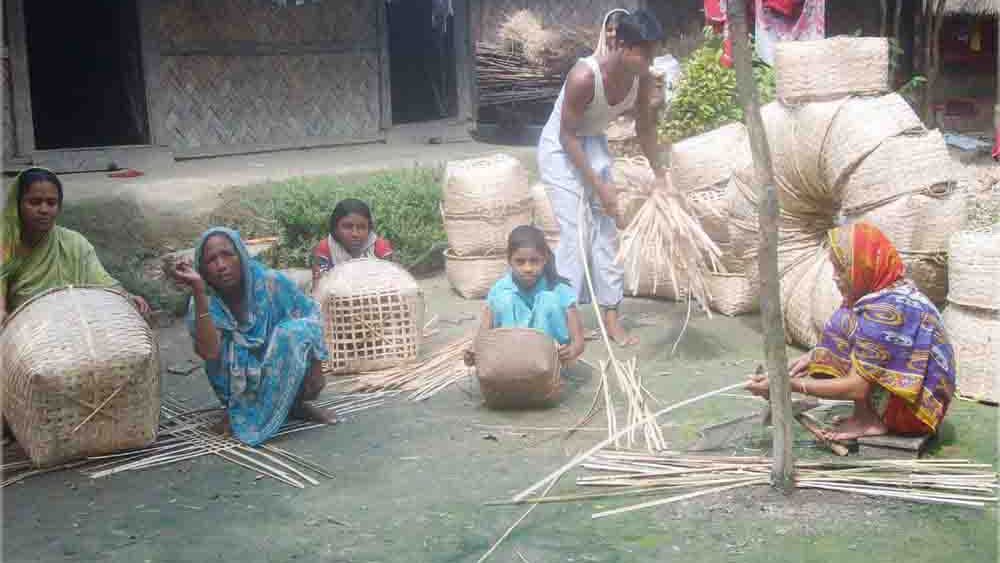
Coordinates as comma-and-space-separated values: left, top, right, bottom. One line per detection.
577, 196, 666, 453
331, 334, 474, 401
1, 391, 393, 488
618, 181, 724, 315
498, 451, 998, 517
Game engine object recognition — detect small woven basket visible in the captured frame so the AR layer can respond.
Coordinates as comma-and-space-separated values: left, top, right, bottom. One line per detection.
442, 153, 531, 216
445, 250, 508, 299
316, 259, 423, 375
947, 228, 1000, 311
775, 37, 889, 103
474, 328, 561, 409
669, 123, 752, 193
943, 305, 999, 402
707, 272, 759, 316
0, 286, 160, 467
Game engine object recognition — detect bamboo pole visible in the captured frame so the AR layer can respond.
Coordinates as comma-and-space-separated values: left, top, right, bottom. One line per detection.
726, 0, 794, 492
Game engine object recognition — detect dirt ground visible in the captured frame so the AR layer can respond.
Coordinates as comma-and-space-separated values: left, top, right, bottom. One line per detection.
2, 274, 996, 563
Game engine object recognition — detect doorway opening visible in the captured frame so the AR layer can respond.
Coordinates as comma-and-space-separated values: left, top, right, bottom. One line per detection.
387, 0, 457, 124
24, 0, 149, 150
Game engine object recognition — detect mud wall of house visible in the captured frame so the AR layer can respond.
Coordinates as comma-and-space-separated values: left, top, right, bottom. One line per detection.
157, 0, 381, 153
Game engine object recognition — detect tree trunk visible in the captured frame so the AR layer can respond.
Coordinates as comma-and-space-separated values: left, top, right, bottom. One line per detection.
726, 0, 795, 493
880, 0, 889, 37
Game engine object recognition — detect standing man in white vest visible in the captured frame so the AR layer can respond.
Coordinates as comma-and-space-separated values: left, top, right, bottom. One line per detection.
537, 10, 666, 346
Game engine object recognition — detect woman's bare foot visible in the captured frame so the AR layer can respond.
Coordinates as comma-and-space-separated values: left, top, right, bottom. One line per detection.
822, 406, 887, 441
604, 309, 639, 347
210, 414, 232, 436
292, 402, 338, 425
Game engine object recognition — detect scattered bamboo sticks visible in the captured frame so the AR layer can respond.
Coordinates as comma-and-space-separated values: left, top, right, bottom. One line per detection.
1, 391, 394, 488
498, 451, 998, 517
331, 334, 474, 401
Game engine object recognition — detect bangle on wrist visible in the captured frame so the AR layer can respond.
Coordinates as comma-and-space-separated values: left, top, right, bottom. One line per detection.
198, 311, 211, 320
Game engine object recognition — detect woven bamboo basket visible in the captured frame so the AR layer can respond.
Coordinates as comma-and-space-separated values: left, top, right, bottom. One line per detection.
669, 123, 752, 193
685, 186, 731, 244
775, 37, 889, 103
624, 249, 688, 301
444, 250, 508, 299
530, 182, 560, 235
780, 247, 829, 348
901, 252, 949, 306
820, 93, 924, 192
948, 228, 1000, 311
442, 153, 531, 216
841, 130, 955, 214
810, 257, 845, 334
442, 206, 533, 257
474, 328, 561, 409
707, 272, 759, 316
316, 259, 423, 375
943, 305, 999, 402
0, 286, 159, 467
855, 184, 965, 255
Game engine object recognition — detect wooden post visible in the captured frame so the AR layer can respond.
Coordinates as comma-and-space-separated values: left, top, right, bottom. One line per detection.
726, 0, 794, 492
995, 14, 999, 134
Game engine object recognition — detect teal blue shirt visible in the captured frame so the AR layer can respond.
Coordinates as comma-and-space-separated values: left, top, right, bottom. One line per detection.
486, 273, 577, 345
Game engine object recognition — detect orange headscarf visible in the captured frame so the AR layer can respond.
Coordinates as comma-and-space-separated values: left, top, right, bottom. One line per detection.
827, 222, 905, 305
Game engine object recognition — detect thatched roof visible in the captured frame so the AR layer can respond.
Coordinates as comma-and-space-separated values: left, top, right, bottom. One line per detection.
944, 0, 999, 15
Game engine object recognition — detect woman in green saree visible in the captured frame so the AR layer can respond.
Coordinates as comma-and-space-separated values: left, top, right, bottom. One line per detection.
0, 168, 150, 325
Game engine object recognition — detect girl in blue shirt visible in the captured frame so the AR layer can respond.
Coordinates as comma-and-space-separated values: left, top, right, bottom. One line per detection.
465, 225, 585, 366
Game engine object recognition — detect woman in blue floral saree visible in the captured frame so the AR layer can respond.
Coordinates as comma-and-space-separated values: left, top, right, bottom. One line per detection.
170, 227, 333, 446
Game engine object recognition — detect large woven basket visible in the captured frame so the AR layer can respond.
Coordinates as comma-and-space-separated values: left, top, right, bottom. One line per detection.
821, 93, 924, 192
775, 37, 889, 103
841, 130, 955, 214
943, 305, 999, 402
530, 182, 560, 235
474, 328, 561, 409
0, 286, 159, 467
442, 206, 533, 257
948, 228, 1000, 311
445, 250, 508, 299
707, 272, 759, 316
669, 123, 752, 193
316, 259, 423, 375
854, 184, 965, 256
442, 153, 531, 216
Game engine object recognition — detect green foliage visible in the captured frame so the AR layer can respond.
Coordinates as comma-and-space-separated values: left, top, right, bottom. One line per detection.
659, 31, 776, 143
243, 167, 447, 270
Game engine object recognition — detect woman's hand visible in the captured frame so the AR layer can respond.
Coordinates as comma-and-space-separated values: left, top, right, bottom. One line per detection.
170, 260, 206, 293
745, 373, 770, 400
558, 340, 584, 364
463, 349, 476, 367
130, 295, 151, 316
789, 353, 811, 378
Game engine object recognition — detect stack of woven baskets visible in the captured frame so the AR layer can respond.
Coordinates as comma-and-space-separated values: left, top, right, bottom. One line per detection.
943, 227, 999, 402
672, 37, 965, 343
442, 154, 531, 299
669, 123, 757, 315
316, 258, 424, 374
0, 287, 160, 467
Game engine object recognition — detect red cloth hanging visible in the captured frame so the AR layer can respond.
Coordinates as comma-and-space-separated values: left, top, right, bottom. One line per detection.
992, 126, 999, 161
763, 0, 803, 18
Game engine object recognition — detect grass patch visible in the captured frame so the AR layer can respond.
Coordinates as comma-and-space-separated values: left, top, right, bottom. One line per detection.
216, 167, 447, 271
59, 198, 189, 316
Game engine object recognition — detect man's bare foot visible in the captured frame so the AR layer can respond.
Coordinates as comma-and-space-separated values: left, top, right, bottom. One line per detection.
822, 416, 887, 441
292, 402, 338, 425
604, 309, 639, 347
